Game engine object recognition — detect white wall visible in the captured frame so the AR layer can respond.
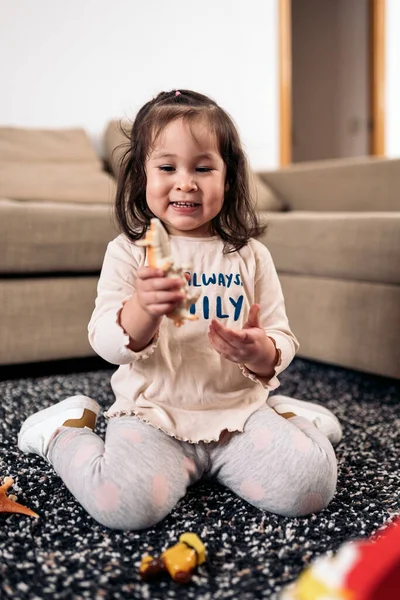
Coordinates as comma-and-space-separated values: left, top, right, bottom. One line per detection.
0, 0, 279, 170
1, 0, 398, 167
386, 0, 400, 158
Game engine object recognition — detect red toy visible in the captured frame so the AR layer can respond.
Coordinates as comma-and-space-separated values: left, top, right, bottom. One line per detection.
281, 517, 400, 599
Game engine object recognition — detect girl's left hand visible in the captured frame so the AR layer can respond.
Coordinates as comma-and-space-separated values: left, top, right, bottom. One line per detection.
208, 304, 275, 368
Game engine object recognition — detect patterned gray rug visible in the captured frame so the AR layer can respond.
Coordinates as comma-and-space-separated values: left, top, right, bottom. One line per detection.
0, 358, 399, 600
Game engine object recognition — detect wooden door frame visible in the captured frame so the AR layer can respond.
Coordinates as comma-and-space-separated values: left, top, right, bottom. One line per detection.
279, 0, 386, 166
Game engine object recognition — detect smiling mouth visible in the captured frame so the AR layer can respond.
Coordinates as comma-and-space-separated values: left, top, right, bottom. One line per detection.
170, 202, 200, 208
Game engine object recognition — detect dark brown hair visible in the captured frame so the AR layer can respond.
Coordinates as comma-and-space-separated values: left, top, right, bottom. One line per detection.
115, 89, 266, 252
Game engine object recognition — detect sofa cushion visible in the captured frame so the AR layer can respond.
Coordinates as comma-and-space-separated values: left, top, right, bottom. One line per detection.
250, 172, 284, 212
258, 211, 400, 285
0, 199, 118, 273
104, 120, 130, 177
279, 273, 400, 379
258, 157, 400, 211
0, 127, 102, 167
0, 163, 116, 204
0, 277, 98, 363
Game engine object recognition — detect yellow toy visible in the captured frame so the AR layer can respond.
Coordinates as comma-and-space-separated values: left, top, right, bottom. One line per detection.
137, 218, 200, 327
139, 532, 206, 584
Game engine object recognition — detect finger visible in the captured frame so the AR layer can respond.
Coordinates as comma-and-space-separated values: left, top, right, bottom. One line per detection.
208, 327, 246, 359
208, 327, 236, 350
244, 304, 260, 329
208, 331, 243, 362
146, 289, 185, 306
140, 276, 184, 293
210, 320, 250, 344
136, 266, 166, 280
147, 302, 182, 317
208, 330, 233, 355
137, 265, 184, 287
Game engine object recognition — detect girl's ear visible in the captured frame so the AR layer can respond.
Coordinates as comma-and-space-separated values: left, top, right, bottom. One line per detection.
225, 182, 229, 192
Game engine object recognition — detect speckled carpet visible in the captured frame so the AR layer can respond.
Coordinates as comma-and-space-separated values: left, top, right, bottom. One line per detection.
1, 358, 399, 600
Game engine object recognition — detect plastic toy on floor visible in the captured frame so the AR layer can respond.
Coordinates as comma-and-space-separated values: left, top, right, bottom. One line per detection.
0, 476, 39, 518
139, 532, 206, 584
137, 218, 200, 327
280, 517, 400, 600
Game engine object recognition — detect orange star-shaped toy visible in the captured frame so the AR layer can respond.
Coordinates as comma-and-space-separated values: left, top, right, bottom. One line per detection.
0, 476, 39, 518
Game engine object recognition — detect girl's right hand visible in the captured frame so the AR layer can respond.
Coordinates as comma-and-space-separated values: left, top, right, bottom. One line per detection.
134, 266, 185, 319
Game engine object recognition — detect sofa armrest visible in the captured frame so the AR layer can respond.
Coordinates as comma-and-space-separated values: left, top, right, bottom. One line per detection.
257, 156, 400, 212
250, 172, 285, 212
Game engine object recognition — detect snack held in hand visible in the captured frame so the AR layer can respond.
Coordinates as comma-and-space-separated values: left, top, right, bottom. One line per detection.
137, 218, 200, 327
0, 476, 39, 518
139, 532, 206, 583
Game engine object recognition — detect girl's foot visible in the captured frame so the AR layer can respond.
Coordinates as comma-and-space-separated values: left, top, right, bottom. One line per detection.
267, 395, 343, 445
18, 395, 100, 460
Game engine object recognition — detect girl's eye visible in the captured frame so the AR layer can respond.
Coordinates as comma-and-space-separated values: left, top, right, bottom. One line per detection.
158, 165, 212, 173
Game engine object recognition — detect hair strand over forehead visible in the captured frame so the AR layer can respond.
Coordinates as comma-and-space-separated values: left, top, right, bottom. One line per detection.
147, 107, 219, 156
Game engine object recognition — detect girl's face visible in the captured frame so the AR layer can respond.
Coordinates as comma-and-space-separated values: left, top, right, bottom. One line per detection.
145, 118, 226, 237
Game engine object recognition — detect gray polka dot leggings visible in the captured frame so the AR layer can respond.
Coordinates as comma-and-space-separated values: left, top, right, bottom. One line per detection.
48, 404, 337, 530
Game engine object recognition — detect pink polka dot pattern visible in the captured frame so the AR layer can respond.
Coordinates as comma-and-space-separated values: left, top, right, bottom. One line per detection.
251, 426, 274, 450
94, 481, 121, 512
72, 443, 99, 469
120, 428, 142, 445
300, 491, 325, 514
182, 456, 197, 478
292, 428, 313, 453
152, 473, 170, 507
240, 478, 265, 502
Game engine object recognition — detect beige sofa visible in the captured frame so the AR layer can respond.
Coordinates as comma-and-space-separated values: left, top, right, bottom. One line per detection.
1, 124, 399, 379
257, 158, 400, 380
0, 128, 117, 364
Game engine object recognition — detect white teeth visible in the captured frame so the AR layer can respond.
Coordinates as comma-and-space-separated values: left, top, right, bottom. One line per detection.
172, 202, 197, 207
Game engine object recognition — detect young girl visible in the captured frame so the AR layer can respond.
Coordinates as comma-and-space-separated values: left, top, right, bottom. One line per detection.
18, 90, 342, 530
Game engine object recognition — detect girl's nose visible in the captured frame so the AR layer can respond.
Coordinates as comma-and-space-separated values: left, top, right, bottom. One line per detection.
176, 176, 198, 192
